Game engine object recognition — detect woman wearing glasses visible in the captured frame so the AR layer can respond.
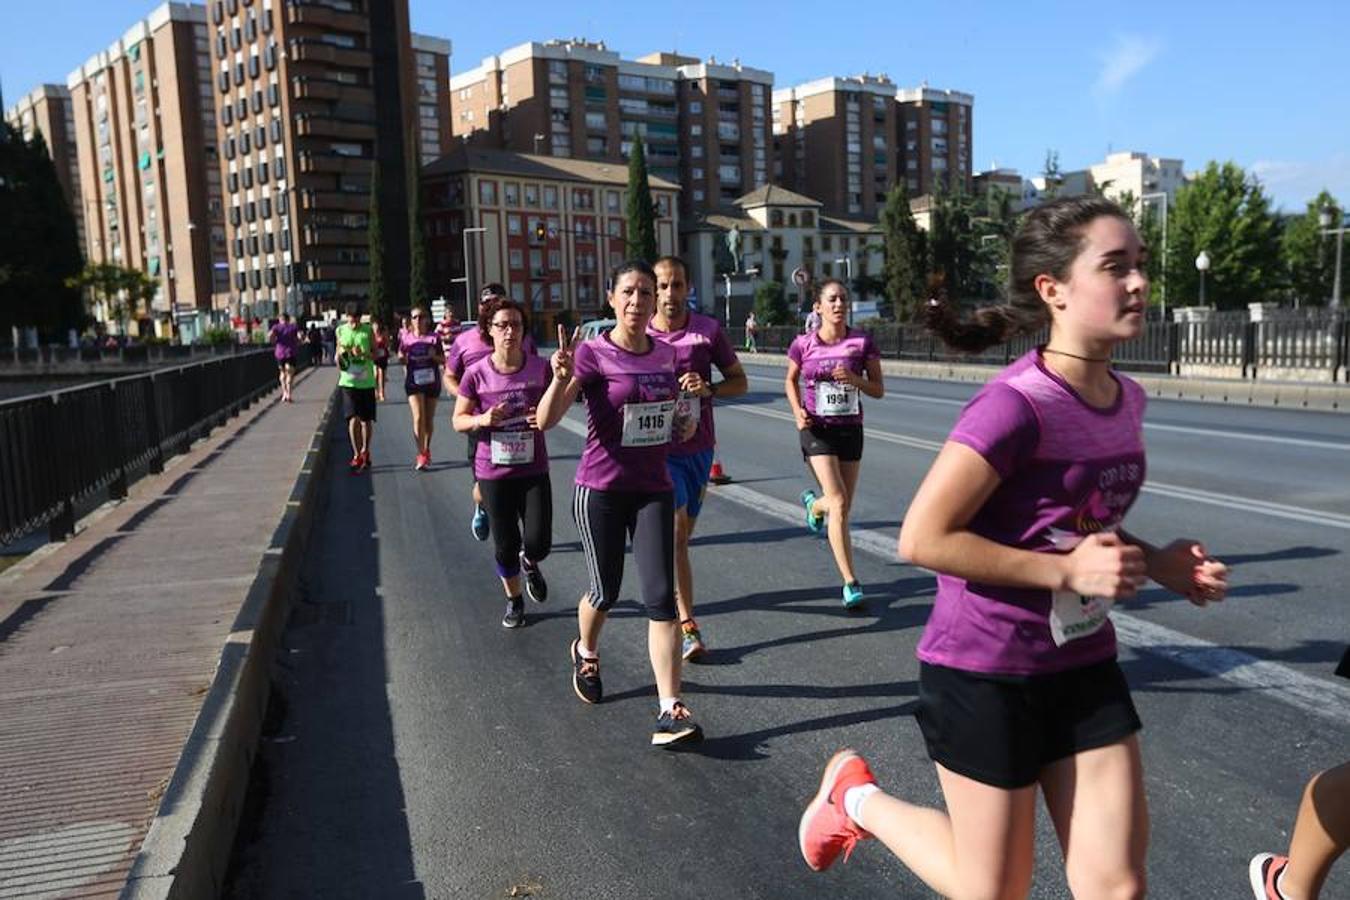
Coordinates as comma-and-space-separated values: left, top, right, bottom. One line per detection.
452, 298, 553, 628
399, 305, 445, 471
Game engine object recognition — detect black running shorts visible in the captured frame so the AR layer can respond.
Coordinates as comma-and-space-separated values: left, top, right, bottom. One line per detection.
915, 658, 1142, 789
342, 387, 377, 422
799, 423, 864, 462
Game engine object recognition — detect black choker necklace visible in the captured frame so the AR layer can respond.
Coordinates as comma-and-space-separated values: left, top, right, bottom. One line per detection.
1043, 347, 1111, 364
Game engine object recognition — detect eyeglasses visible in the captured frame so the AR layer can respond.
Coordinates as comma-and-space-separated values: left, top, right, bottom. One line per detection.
411, 313, 426, 319
490, 321, 523, 332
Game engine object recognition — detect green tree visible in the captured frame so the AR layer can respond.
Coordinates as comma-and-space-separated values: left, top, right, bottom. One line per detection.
879, 182, 928, 320
1167, 161, 1283, 309
66, 263, 156, 335
752, 279, 791, 325
407, 131, 427, 308
928, 182, 981, 301
624, 140, 658, 263
1282, 191, 1344, 307
1041, 149, 1062, 200
970, 185, 1019, 301
0, 124, 86, 338
367, 156, 388, 324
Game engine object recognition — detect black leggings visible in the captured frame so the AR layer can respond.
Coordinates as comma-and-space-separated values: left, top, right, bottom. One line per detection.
572, 485, 676, 621
478, 473, 552, 579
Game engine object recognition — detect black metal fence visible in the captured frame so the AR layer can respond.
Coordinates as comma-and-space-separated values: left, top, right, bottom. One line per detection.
730, 310, 1350, 380
0, 348, 299, 547
0, 342, 272, 367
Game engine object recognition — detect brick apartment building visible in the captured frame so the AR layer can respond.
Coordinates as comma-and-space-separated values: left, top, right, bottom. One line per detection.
448, 38, 772, 217
5, 85, 86, 248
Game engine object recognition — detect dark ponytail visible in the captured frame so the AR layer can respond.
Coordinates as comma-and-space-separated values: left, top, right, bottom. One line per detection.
926, 196, 1131, 353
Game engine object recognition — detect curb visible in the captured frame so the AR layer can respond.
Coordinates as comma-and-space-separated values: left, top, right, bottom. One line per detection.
744, 352, 1350, 413
119, 380, 340, 900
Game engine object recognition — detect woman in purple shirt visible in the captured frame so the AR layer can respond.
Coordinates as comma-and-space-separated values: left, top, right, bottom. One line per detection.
453, 298, 552, 629
785, 279, 885, 609
536, 260, 701, 749
798, 197, 1230, 898
398, 306, 444, 471
268, 313, 301, 403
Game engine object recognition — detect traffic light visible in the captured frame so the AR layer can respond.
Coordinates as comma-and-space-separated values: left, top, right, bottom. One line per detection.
534, 222, 547, 242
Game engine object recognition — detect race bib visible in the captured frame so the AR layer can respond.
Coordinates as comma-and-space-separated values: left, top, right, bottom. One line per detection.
621, 400, 675, 447
675, 392, 701, 424
346, 362, 370, 382
816, 382, 859, 417
412, 366, 436, 386
1048, 590, 1115, 646
490, 431, 535, 465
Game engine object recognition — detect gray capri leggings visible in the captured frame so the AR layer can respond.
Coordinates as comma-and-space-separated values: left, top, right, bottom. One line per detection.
571, 484, 676, 621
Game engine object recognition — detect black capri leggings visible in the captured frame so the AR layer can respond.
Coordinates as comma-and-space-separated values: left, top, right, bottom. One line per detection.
572, 485, 676, 621
478, 473, 553, 579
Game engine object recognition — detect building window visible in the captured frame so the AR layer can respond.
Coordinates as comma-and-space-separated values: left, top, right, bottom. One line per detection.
543, 186, 558, 209
479, 180, 497, 205
509, 248, 523, 269
504, 182, 519, 206
524, 184, 538, 207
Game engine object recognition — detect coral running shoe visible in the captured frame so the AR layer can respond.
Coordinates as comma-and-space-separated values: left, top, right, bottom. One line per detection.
799, 749, 875, 872
1248, 853, 1290, 899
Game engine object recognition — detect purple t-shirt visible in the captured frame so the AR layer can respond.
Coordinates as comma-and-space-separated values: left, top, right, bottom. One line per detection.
447, 327, 538, 380
399, 332, 440, 386
647, 312, 739, 456
573, 333, 682, 493
459, 354, 551, 481
270, 322, 300, 360
915, 350, 1149, 676
787, 328, 880, 426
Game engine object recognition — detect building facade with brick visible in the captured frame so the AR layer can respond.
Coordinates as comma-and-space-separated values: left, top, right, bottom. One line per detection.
422, 146, 679, 333
5, 85, 86, 248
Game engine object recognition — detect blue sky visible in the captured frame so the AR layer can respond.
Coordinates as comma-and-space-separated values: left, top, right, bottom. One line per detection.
6, 0, 1347, 212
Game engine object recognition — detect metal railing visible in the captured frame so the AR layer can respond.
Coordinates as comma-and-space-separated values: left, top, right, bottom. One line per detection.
0, 343, 263, 368
729, 312, 1349, 381
0, 348, 301, 547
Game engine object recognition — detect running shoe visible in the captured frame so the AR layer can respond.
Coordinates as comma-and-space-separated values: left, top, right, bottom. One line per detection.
800, 489, 824, 534
471, 504, 490, 541
651, 701, 703, 748
359, 451, 372, 471
1248, 853, 1290, 899
681, 619, 707, 661
502, 598, 525, 629
414, 451, 430, 471
799, 749, 876, 872
349, 453, 362, 473
520, 552, 547, 603
842, 582, 865, 609
569, 639, 602, 704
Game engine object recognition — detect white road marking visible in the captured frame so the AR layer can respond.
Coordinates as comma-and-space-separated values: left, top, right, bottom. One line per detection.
556, 409, 1350, 726
729, 405, 1350, 530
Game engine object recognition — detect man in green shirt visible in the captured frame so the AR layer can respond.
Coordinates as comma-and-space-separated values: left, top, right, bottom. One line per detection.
336, 302, 378, 472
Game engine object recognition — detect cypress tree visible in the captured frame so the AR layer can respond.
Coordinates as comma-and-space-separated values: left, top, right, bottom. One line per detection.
879, 182, 927, 320
625, 140, 658, 263
367, 156, 388, 324
407, 132, 427, 308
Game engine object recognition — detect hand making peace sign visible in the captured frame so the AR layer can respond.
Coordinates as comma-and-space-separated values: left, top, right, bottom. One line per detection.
552, 324, 582, 381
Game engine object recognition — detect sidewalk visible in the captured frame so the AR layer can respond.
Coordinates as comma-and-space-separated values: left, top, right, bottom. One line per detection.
0, 366, 337, 899
742, 350, 1350, 412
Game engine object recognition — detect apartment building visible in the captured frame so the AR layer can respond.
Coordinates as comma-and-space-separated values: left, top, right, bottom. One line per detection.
449, 39, 772, 216
422, 146, 679, 333
5, 85, 85, 246
896, 85, 973, 197
1089, 150, 1187, 208
204, 0, 425, 316
66, 2, 229, 324
772, 74, 898, 219
411, 34, 453, 165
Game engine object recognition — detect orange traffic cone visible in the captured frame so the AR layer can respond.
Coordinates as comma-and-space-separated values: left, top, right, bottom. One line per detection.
709, 448, 731, 485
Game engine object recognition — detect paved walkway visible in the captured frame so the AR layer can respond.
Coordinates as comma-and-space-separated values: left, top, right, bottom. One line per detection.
0, 367, 333, 899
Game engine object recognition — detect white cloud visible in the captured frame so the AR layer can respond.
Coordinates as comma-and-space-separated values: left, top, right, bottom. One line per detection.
1249, 155, 1350, 211
1094, 35, 1162, 98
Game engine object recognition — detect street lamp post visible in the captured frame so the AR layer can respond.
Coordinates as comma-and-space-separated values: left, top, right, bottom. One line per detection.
1319, 206, 1345, 309
533, 133, 545, 155
1195, 250, 1211, 306
1140, 192, 1168, 320
458, 226, 487, 319
723, 272, 733, 327
834, 256, 853, 325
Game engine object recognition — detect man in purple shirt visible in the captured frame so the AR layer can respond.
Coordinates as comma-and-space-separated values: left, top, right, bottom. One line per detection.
648, 256, 747, 660
268, 312, 301, 403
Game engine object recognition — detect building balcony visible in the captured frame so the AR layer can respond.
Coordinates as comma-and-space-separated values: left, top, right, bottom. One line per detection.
288, 40, 372, 70
294, 114, 375, 141
291, 77, 374, 105
298, 152, 370, 175
286, 3, 370, 32
304, 262, 368, 282
301, 190, 369, 212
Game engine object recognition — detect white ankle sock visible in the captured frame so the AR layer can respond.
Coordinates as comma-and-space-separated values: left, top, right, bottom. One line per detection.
842, 784, 879, 828
576, 641, 597, 659
659, 697, 679, 715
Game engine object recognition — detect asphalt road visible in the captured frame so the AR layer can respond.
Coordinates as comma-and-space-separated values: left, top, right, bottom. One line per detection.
225, 362, 1350, 900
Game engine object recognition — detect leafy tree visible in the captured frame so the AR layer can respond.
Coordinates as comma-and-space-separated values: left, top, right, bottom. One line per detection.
367, 156, 388, 324
928, 182, 982, 302
879, 182, 928, 320
625, 140, 658, 263
1282, 190, 1344, 307
752, 279, 791, 325
1167, 161, 1282, 309
970, 185, 1018, 301
66, 263, 156, 335
408, 130, 428, 309
1041, 149, 1062, 200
